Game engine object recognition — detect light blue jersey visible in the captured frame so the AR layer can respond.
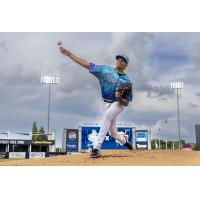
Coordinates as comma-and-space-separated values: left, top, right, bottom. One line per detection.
89, 63, 133, 102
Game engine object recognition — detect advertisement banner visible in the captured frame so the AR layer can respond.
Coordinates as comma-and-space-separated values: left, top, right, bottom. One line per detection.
9, 152, 26, 159
0, 139, 55, 145
0, 152, 7, 158
135, 130, 148, 149
29, 152, 46, 158
66, 129, 79, 152
32, 140, 55, 145
81, 126, 133, 150
0, 139, 32, 145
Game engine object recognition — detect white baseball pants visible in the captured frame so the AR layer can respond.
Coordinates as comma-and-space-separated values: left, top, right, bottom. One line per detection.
93, 101, 127, 150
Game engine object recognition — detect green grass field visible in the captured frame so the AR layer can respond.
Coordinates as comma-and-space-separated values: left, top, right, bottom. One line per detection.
0, 158, 25, 162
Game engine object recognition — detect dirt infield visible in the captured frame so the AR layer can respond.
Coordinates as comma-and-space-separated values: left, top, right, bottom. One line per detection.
0, 150, 200, 166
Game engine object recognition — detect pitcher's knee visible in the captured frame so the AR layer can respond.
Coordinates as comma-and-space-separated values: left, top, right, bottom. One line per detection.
104, 112, 115, 122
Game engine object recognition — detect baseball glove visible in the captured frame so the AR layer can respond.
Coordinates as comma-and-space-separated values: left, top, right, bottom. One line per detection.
116, 83, 132, 98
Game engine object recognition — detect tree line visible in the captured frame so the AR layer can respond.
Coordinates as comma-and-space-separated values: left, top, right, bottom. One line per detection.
31, 121, 48, 140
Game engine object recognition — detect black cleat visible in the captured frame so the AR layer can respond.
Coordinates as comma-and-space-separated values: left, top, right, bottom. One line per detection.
124, 141, 133, 150
90, 148, 101, 158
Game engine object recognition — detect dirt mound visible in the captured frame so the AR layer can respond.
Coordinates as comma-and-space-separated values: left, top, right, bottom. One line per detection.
1, 150, 200, 166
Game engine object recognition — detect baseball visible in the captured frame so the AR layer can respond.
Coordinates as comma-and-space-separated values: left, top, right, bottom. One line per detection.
57, 40, 62, 46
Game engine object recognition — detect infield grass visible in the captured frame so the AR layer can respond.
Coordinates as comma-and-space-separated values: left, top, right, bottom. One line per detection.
0, 158, 25, 162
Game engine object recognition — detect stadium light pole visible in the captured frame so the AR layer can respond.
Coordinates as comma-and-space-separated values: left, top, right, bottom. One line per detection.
171, 82, 184, 150
41, 76, 60, 135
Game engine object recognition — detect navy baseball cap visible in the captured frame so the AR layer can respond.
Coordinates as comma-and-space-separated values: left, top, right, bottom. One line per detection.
116, 54, 129, 64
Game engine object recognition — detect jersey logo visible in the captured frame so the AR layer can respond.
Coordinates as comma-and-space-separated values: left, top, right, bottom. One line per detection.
107, 73, 117, 84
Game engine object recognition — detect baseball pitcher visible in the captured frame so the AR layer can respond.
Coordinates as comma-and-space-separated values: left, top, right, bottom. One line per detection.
59, 45, 133, 158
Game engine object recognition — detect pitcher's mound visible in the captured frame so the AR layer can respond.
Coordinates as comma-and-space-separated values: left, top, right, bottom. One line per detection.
1, 150, 200, 166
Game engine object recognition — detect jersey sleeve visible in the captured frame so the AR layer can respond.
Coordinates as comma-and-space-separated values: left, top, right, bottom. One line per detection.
89, 63, 104, 78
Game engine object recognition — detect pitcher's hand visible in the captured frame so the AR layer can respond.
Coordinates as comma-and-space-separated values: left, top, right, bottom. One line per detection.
59, 47, 71, 56
115, 90, 122, 99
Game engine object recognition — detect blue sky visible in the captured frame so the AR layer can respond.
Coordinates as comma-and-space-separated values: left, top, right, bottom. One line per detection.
0, 32, 200, 147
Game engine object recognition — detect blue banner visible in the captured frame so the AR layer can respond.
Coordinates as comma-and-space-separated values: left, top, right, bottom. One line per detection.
66, 129, 79, 152
81, 126, 132, 150
135, 130, 148, 149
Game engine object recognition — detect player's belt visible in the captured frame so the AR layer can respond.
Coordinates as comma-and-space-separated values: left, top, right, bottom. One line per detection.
103, 99, 115, 103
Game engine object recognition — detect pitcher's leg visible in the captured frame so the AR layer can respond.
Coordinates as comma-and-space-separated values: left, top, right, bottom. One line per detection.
109, 117, 133, 150
109, 118, 126, 145
93, 102, 124, 150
